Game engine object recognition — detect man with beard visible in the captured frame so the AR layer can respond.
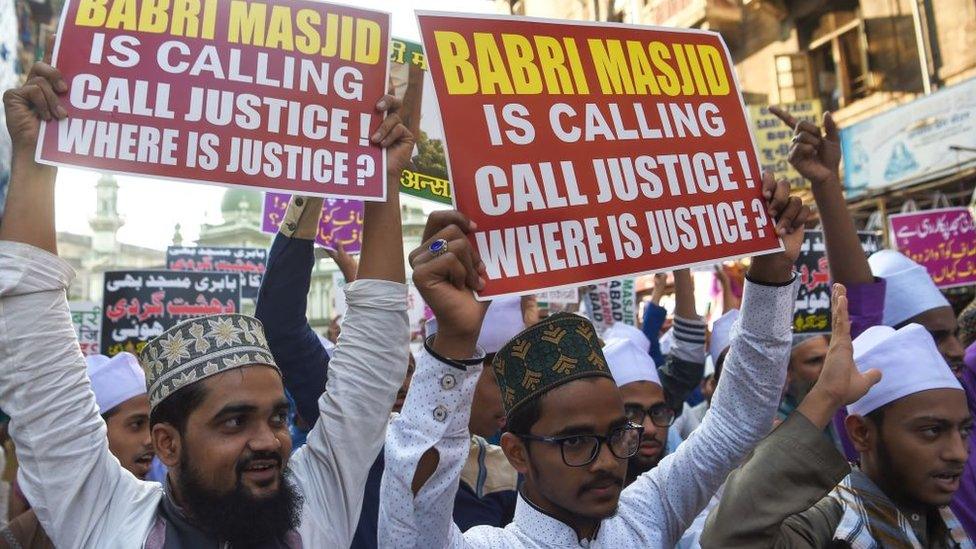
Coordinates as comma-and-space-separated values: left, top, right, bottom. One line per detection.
777, 335, 844, 448
379, 166, 810, 547
612, 268, 708, 426
603, 269, 706, 484
703, 316, 971, 547
602, 339, 673, 484
0, 60, 413, 547
0, 352, 154, 548
771, 105, 976, 537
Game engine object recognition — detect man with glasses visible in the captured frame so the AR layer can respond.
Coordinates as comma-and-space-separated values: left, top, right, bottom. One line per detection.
603, 338, 677, 485
379, 167, 810, 547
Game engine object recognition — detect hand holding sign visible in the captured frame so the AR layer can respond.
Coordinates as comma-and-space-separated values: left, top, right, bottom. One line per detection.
748, 171, 811, 284
410, 210, 488, 356
372, 94, 415, 181
5, 58, 67, 153
769, 106, 841, 188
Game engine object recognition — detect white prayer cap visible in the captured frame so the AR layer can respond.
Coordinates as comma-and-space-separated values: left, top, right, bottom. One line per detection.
604, 322, 651, 353
426, 296, 525, 354
659, 328, 673, 356
709, 310, 739, 361
604, 338, 660, 388
86, 353, 147, 415
868, 250, 949, 327
848, 324, 962, 416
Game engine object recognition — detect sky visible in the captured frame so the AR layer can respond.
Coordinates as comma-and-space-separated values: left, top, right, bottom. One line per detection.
53, 0, 499, 250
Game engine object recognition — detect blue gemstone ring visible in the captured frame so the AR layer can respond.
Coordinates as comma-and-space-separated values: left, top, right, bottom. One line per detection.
429, 238, 449, 256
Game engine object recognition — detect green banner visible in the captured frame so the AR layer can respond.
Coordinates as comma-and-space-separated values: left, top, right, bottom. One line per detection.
391, 38, 452, 205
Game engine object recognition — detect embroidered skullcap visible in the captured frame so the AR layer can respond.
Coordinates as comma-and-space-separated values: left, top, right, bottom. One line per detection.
868, 250, 949, 327
709, 310, 739, 361
140, 314, 279, 410
427, 296, 526, 355
848, 324, 962, 416
491, 312, 611, 416
86, 352, 146, 414
604, 338, 660, 388
958, 298, 976, 348
604, 322, 651, 354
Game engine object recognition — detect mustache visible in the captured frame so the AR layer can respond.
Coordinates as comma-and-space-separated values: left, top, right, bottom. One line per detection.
578, 472, 624, 494
934, 466, 965, 476
235, 450, 284, 475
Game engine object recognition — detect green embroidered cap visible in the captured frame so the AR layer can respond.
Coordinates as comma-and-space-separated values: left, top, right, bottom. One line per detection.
491, 312, 612, 417
139, 314, 279, 410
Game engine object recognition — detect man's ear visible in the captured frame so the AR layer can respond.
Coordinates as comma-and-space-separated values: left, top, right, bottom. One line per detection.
152, 424, 182, 468
500, 432, 530, 475
845, 414, 875, 454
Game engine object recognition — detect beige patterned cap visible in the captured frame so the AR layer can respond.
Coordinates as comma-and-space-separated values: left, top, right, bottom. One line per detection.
140, 314, 279, 410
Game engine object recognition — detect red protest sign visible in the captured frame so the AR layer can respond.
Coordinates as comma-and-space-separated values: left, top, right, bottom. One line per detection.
38, 0, 390, 201
417, 12, 780, 298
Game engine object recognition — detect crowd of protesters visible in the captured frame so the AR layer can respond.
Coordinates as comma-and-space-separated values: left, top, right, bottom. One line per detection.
0, 36, 971, 549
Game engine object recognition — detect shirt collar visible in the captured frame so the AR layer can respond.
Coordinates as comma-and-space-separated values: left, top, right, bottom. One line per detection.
513, 492, 601, 547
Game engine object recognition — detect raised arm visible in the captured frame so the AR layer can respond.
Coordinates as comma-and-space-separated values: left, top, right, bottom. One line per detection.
701, 286, 880, 547
643, 273, 668, 366
0, 62, 160, 547
658, 269, 707, 415
254, 196, 330, 427
612, 173, 810, 545
380, 211, 489, 549
288, 96, 413, 546
769, 108, 875, 291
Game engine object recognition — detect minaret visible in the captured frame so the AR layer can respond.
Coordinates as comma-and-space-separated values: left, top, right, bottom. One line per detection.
172, 223, 183, 246
89, 173, 124, 254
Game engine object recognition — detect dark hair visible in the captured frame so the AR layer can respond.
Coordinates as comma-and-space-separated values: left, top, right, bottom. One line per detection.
866, 406, 885, 428
149, 382, 209, 435
505, 396, 542, 436
101, 407, 119, 423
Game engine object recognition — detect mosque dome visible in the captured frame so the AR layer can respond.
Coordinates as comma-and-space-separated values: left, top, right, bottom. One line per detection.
220, 188, 263, 215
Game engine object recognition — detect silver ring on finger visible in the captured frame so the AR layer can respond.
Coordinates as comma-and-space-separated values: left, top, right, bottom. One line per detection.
429, 238, 449, 257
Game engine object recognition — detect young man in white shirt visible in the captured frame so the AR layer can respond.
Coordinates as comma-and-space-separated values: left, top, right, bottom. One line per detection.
379, 168, 811, 547
0, 59, 414, 548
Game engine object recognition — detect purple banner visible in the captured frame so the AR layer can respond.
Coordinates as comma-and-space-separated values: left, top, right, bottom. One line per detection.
889, 207, 976, 289
262, 193, 364, 254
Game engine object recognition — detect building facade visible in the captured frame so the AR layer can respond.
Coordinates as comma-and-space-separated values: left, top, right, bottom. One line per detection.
58, 174, 166, 302
496, 0, 976, 223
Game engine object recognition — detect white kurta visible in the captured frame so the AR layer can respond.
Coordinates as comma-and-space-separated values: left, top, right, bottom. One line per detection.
380, 278, 799, 548
0, 241, 408, 548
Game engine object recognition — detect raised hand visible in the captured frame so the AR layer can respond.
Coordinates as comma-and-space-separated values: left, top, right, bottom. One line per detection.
797, 284, 882, 428
747, 171, 811, 283
3, 60, 67, 153
325, 244, 359, 283
815, 284, 882, 405
409, 211, 488, 358
769, 106, 841, 187
0, 40, 64, 254
370, 94, 415, 180
651, 272, 668, 305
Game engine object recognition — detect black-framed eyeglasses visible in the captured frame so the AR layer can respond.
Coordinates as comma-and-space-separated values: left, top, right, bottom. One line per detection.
624, 403, 676, 428
516, 423, 644, 467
